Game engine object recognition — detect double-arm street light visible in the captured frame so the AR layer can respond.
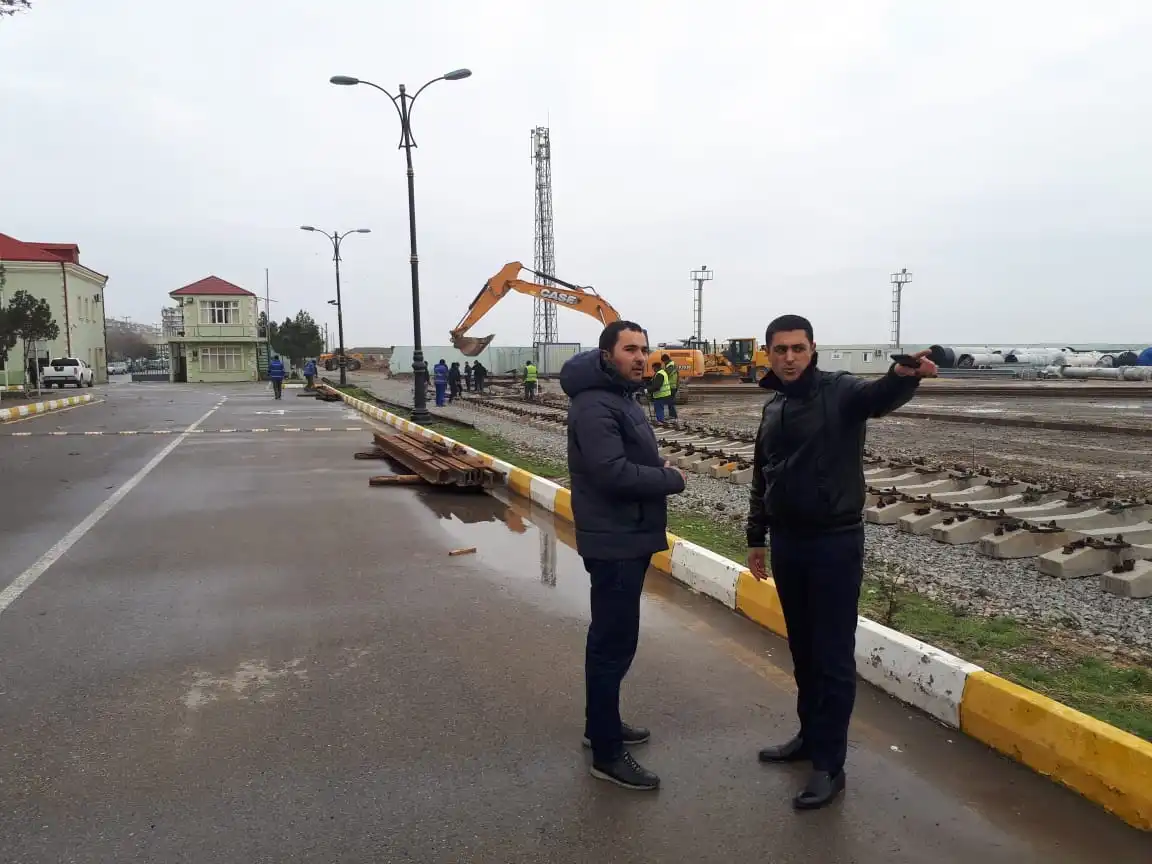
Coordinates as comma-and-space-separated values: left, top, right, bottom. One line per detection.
300, 226, 371, 386
329, 68, 472, 423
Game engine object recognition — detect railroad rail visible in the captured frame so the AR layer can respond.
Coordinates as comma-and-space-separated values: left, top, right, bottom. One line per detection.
688, 382, 1152, 398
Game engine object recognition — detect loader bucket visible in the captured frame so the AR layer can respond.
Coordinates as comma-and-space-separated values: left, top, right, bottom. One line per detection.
451, 333, 496, 357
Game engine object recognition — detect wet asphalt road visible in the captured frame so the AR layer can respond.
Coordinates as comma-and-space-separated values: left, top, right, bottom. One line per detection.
0, 381, 1147, 863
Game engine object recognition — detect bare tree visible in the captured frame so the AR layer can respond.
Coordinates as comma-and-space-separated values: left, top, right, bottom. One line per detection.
0, 1, 32, 17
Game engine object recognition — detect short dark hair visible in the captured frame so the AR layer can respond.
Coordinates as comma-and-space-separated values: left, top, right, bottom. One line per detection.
599, 320, 646, 352
765, 314, 814, 346
652, 361, 662, 369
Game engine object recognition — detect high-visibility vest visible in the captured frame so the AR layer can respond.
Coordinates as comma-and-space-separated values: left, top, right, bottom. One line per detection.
664, 363, 680, 389
652, 368, 672, 399
524, 363, 538, 383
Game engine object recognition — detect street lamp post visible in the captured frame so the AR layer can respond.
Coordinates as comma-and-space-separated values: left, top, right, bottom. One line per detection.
300, 226, 371, 386
329, 68, 471, 423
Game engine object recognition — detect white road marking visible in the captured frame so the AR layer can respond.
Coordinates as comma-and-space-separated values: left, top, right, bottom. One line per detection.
0, 400, 225, 617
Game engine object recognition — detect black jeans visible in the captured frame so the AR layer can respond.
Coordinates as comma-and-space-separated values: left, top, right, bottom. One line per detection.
584, 556, 650, 761
272, 379, 283, 399
769, 526, 864, 776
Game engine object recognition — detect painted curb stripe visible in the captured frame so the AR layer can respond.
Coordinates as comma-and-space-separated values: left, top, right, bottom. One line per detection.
0, 394, 93, 423
329, 383, 1152, 832
961, 670, 1152, 831
669, 541, 741, 609
855, 618, 979, 729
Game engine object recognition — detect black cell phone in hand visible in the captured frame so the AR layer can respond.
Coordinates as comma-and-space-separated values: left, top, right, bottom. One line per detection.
890, 353, 922, 368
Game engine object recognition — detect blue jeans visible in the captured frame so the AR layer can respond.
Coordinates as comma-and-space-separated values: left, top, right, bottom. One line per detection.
434, 381, 447, 406
769, 526, 864, 775
653, 397, 672, 422
584, 556, 650, 761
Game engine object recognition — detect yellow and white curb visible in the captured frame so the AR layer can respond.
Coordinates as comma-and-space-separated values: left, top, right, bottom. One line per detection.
330, 386, 1152, 831
0, 394, 94, 423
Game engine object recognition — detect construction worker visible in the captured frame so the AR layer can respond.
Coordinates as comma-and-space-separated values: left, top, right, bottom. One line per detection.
433, 359, 449, 407
472, 360, 487, 394
660, 353, 680, 420
448, 362, 463, 403
561, 321, 687, 791
464, 362, 474, 392
524, 359, 539, 401
747, 314, 937, 810
303, 357, 317, 390
267, 354, 286, 399
647, 361, 673, 423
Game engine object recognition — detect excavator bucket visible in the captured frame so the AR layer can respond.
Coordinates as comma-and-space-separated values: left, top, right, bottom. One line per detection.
451, 333, 496, 357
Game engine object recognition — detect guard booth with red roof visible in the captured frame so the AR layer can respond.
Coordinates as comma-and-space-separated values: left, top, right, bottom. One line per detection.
165, 276, 268, 383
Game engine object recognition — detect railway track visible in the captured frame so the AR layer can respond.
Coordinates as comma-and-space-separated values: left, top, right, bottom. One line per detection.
457, 393, 1152, 598
689, 382, 1152, 398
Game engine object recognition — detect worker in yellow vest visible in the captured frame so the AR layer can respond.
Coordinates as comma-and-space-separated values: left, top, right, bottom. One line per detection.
660, 353, 680, 420
647, 361, 673, 423
524, 360, 539, 401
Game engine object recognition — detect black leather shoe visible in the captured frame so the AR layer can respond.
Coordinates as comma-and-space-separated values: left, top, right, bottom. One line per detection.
757, 735, 810, 763
590, 751, 660, 791
792, 770, 846, 810
583, 722, 650, 749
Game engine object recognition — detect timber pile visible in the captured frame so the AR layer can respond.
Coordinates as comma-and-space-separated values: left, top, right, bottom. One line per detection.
356, 431, 500, 489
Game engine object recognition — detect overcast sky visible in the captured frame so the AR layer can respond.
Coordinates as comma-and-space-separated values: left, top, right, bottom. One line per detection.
2, 1, 1150, 351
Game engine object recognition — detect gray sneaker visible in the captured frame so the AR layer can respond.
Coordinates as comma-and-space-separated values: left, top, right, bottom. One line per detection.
590, 751, 660, 791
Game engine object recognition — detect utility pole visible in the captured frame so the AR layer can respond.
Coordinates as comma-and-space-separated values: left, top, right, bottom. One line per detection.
531, 126, 557, 354
890, 268, 912, 352
690, 266, 713, 345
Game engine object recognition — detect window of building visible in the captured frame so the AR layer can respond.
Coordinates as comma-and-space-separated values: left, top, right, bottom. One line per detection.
201, 300, 241, 325
200, 345, 244, 372
862, 351, 873, 363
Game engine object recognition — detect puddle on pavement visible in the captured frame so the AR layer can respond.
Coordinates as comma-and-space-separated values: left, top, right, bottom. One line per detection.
409, 484, 704, 635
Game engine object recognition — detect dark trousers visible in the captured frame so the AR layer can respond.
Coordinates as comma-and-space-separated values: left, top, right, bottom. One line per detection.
769, 526, 864, 776
272, 379, 283, 399
584, 556, 649, 761
668, 388, 679, 419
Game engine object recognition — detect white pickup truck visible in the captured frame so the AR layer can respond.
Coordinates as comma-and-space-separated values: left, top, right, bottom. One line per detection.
40, 357, 95, 389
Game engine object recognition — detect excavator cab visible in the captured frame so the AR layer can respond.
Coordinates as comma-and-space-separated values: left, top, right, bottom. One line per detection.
724, 338, 757, 366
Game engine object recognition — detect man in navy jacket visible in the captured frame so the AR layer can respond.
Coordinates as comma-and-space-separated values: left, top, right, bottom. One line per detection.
561, 321, 687, 791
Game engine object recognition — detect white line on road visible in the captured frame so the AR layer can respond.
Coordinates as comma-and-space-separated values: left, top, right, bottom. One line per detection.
0, 400, 226, 617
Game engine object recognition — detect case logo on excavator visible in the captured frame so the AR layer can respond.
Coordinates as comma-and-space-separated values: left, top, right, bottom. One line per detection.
540, 288, 580, 305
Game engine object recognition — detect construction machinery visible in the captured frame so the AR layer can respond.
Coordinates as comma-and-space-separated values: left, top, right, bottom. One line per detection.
319, 352, 363, 372
687, 337, 772, 382
449, 262, 705, 380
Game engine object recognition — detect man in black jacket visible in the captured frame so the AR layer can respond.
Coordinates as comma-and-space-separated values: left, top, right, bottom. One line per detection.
561, 321, 687, 791
747, 314, 936, 810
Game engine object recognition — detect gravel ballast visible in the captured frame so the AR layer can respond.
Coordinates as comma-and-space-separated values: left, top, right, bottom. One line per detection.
351, 374, 1152, 655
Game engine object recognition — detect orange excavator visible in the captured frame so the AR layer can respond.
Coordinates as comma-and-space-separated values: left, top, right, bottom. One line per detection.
449, 262, 705, 380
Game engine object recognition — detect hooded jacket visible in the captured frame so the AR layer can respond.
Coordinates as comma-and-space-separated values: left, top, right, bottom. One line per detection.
561, 349, 685, 559
746, 357, 919, 544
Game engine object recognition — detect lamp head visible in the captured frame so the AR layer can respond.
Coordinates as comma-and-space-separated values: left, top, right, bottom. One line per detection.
329, 76, 360, 86
443, 69, 472, 81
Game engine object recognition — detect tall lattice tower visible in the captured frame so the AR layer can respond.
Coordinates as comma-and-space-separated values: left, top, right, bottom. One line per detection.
531, 126, 557, 345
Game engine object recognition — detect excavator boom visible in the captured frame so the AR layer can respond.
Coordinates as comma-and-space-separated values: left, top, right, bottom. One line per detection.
450, 262, 621, 356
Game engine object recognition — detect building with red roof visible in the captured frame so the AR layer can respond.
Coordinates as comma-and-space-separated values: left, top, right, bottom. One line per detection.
164, 275, 266, 383
0, 232, 110, 389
